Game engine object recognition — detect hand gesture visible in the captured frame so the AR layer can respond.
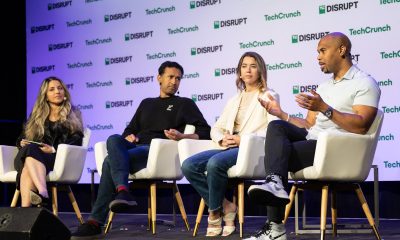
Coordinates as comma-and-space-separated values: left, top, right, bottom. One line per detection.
164, 129, 183, 141
125, 134, 139, 143
295, 90, 326, 112
258, 92, 282, 117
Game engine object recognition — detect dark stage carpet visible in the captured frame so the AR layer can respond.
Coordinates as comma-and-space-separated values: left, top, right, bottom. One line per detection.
60, 212, 400, 240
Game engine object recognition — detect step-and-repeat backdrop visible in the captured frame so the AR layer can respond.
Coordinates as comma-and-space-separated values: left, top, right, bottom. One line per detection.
26, 1, 399, 183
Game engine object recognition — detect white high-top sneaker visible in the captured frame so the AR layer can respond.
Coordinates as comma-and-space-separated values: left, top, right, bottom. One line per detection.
247, 174, 289, 206
243, 220, 287, 240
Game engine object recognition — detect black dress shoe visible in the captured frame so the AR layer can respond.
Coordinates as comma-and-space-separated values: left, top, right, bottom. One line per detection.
30, 190, 51, 207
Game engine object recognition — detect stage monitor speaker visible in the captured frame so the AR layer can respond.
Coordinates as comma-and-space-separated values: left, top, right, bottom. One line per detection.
0, 207, 71, 240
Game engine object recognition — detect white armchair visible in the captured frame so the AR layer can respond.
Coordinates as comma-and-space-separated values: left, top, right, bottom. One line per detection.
283, 110, 384, 240
0, 128, 91, 224
178, 133, 266, 238
94, 125, 195, 234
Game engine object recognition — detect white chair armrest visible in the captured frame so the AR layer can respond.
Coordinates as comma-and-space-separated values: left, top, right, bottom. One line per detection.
0, 145, 18, 182
48, 144, 88, 182
178, 139, 216, 165
94, 141, 107, 177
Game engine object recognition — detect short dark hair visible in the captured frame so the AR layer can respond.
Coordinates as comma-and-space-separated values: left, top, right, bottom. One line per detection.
158, 61, 184, 76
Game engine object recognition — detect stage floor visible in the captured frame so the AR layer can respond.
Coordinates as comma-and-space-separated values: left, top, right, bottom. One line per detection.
60, 212, 400, 239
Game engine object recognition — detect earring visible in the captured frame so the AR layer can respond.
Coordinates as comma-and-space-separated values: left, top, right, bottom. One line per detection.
63, 97, 67, 100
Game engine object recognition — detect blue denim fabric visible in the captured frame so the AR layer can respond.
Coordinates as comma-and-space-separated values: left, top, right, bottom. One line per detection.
181, 148, 238, 212
89, 134, 149, 224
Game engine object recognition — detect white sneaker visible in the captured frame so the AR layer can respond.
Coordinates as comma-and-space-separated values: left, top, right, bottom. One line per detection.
243, 221, 287, 240
248, 175, 289, 206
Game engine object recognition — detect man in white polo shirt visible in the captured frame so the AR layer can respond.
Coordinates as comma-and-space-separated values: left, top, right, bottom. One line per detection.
244, 32, 381, 240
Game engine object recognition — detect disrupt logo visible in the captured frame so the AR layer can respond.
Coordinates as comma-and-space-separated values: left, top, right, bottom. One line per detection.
214, 17, 247, 29
191, 45, 223, 55
192, 93, 224, 102
76, 104, 94, 110
146, 51, 176, 60
319, 1, 358, 14
104, 12, 132, 22
66, 19, 92, 27
125, 31, 153, 41
125, 76, 154, 85
85, 0, 102, 3
292, 85, 318, 94
267, 61, 303, 71
168, 25, 199, 35
239, 39, 274, 49
48, 0, 72, 10
105, 56, 132, 65
106, 100, 133, 109
264, 10, 301, 21
378, 79, 393, 87
86, 37, 112, 46
182, 72, 200, 79
48, 41, 73, 51
379, 133, 395, 141
86, 81, 113, 88
384, 161, 400, 168
214, 67, 236, 76
382, 105, 400, 113
351, 54, 360, 62
349, 24, 391, 36
190, 0, 222, 9
380, 0, 400, 4
87, 124, 113, 131
292, 32, 329, 43
67, 61, 93, 69
65, 83, 74, 90
31, 24, 54, 34
380, 50, 399, 59
31, 65, 55, 74
146, 6, 175, 15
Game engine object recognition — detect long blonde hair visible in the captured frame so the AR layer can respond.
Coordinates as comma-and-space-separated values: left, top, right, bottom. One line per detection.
235, 51, 268, 92
24, 76, 83, 141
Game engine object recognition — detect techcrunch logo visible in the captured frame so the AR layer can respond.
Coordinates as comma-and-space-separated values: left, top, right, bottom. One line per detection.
48, 0, 72, 10
125, 31, 153, 41
85, 0, 102, 3
66, 19, 92, 27
182, 72, 200, 79
86, 124, 113, 131
384, 161, 400, 168
192, 93, 224, 102
292, 85, 318, 94
267, 61, 303, 71
67, 61, 93, 69
289, 112, 304, 118
380, 50, 399, 59
190, 0, 222, 9
76, 104, 94, 110
382, 105, 399, 113
105, 12, 132, 22
125, 76, 154, 85
86, 81, 113, 88
319, 1, 358, 14
86, 37, 112, 46
31, 24, 54, 34
31, 65, 55, 74
214, 17, 247, 29
239, 39, 274, 49
349, 24, 391, 36
146, 51, 176, 60
292, 32, 329, 43
264, 10, 301, 21
168, 25, 199, 35
215, 67, 236, 76
379, 133, 395, 141
146, 6, 175, 15
378, 79, 393, 87
191, 45, 223, 55
48, 41, 73, 51
106, 100, 133, 108
380, 0, 400, 4
105, 56, 132, 65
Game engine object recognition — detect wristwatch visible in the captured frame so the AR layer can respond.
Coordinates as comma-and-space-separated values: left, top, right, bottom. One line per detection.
323, 106, 333, 119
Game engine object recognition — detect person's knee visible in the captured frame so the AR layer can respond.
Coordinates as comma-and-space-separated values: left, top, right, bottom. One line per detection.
106, 134, 123, 149
181, 159, 193, 176
206, 158, 220, 174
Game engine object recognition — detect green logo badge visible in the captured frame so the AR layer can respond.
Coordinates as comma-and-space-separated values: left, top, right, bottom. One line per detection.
191, 94, 198, 102
214, 21, 220, 29
106, 101, 111, 108
104, 15, 110, 22
124, 34, 130, 41
292, 85, 299, 94
125, 78, 131, 85
105, 58, 110, 65
191, 48, 197, 55
292, 35, 298, 43
319, 5, 326, 14
190, 1, 196, 9
215, 69, 221, 77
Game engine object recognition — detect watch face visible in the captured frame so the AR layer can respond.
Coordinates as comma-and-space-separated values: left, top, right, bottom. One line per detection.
324, 108, 333, 119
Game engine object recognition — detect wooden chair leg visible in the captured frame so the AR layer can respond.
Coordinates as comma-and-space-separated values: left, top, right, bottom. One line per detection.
10, 189, 20, 207
147, 189, 152, 231
354, 184, 382, 240
105, 211, 115, 234
283, 184, 298, 224
331, 189, 337, 237
320, 185, 329, 240
67, 185, 84, 224
173, 183, 190, 231
51, 186, 58, 216
150, 183, 157, 234
237, 181, 245, 238
193, 198, 205, 237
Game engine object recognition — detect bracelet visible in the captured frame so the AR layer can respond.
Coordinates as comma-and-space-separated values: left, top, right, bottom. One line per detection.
286, 114, 290, 122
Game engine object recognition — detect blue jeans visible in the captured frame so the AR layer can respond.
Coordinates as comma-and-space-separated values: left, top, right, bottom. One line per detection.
181, 148, 238, 212
90, 134, 149, 224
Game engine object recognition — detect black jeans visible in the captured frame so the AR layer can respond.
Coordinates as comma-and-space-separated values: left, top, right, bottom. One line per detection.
264, 120, 317, 222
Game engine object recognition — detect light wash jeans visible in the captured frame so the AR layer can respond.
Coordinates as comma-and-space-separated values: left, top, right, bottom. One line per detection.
89, 134, 149, 224
181, 147, 238, 212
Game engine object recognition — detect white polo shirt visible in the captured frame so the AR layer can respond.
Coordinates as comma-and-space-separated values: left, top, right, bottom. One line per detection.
306, 65, 381, 140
